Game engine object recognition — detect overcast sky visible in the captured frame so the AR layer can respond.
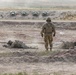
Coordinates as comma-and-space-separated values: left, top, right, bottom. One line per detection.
0, 0, 76, 8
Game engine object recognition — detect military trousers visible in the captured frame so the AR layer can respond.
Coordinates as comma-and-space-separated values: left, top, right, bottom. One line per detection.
44, 34, 53, 50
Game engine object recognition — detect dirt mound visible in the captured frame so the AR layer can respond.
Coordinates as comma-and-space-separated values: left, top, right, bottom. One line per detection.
1, 21, 76, 30
60, 41, 76, 49
46, 49, 76, 62
0, 49, 76, 64
60, 41, 75, 49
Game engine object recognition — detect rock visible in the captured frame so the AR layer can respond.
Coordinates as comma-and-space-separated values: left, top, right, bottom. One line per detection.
42, 12, 48, 17
61, 41, 75, 49
10, 11, 17, 16
21, 11, 28, 16
32, 12, 39, 17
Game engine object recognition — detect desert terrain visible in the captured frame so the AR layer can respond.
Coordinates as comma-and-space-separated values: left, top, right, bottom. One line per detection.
0, 17, 75, 75
0, 0, 76, 74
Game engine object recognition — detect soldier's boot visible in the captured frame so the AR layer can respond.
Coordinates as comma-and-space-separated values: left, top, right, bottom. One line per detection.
50, 44, 53, 51
50, 47, 52, 51
46, 47, 48, 51
49, 40, 52, 51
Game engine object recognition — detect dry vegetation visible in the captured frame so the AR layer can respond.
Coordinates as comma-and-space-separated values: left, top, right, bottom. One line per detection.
0, 20, 75, 75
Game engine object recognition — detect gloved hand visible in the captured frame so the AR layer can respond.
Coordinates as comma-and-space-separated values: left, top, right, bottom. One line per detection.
53, 33, 55, 37
41, 34, 43, 37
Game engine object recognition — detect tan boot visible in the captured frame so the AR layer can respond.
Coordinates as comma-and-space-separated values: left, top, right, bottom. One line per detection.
50, 47, 52, 51
46, 47, 48, 51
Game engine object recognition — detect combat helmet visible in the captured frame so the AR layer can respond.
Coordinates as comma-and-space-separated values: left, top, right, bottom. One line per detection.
46, 17, 51, 22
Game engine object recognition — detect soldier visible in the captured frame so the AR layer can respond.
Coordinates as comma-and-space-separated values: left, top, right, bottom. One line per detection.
41, 17, 56, 51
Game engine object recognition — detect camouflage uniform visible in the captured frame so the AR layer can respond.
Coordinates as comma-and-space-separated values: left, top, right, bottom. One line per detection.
41, 18, 56, 51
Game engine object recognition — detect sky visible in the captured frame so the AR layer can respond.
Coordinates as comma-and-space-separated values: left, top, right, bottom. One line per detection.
0, 0, 76, 8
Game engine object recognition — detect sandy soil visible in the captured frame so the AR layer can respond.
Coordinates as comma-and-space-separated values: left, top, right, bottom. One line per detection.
0, 20, 76, 75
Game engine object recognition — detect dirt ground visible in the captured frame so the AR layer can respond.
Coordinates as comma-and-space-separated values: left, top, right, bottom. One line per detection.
0, 20, 76, 75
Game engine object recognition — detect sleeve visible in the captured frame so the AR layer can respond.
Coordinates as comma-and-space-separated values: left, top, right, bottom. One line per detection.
41, 24, 45, 37
52, 24, 56, 36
